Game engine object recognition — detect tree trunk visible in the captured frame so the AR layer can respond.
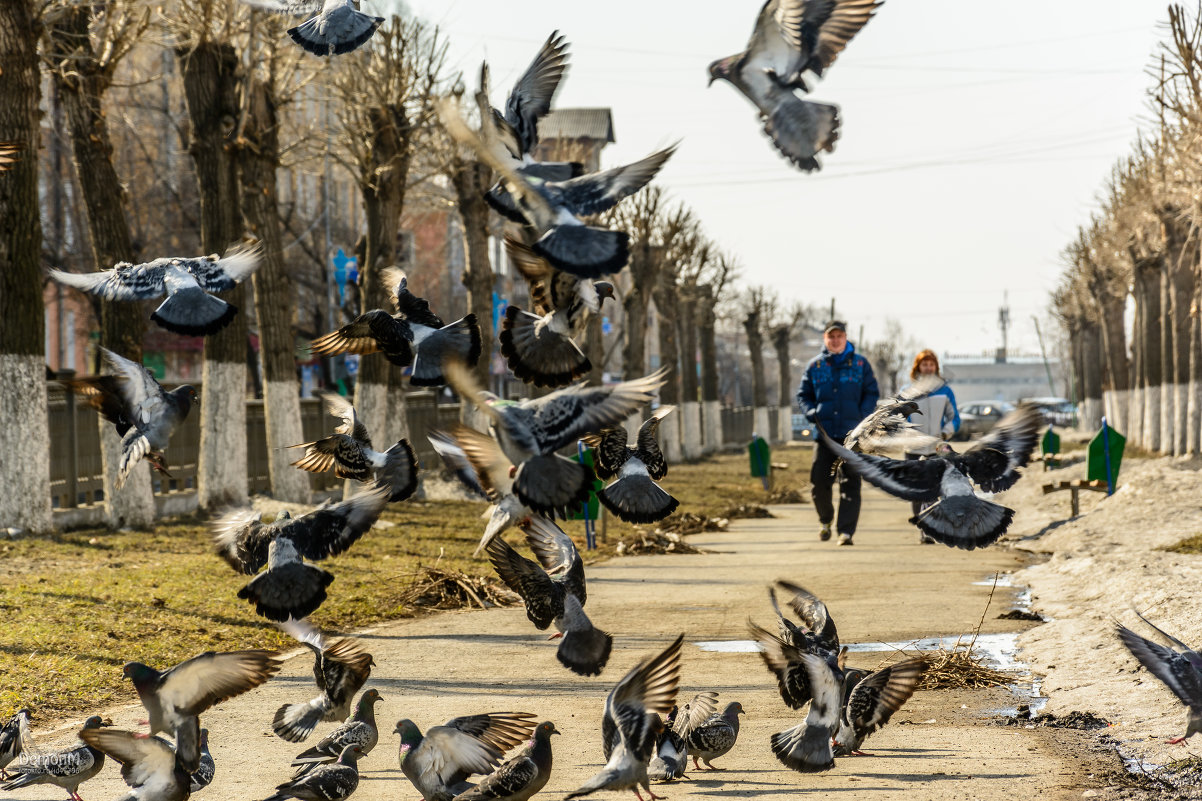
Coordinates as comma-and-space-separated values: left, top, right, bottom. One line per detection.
1134, 257, 1163, 451
653, 276, 682, 462
1089, 279, 1130, 433
450, 159, 494, 387
1080, 319, 1104, 430
1171, 242, 1195, 454
1129, 300, 1144, 444
0, 0, 51, 534
772, 326, 793, 445
238, 78, 309, 502
678, 291, 701, 459
697, 288, 721, 453
46, 7, 156, 526
744, 313, 768, 408
178, 41, 249, 509
1188, 271, 1202, 454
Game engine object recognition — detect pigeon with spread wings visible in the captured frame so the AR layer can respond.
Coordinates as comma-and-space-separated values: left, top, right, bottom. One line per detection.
273, 618, 375, 743
832, 658, 926, 756
79, 727, 192, 801
239, 0, 384, 56
1117, 609, 1202, 744
586, 405, 679, 524
394, 712, 537, 801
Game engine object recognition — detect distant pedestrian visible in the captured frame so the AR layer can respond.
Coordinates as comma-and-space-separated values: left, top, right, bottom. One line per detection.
797, 321, 880, 546
903, 349, 960, 543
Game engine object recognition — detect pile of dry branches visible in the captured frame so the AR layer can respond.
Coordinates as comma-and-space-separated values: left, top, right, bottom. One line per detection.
767, 487, 807, 504
916, 644, 1013, 690
655, 513, 729, 536
397, 566, 518, 611
615, 531, 709, 556
722, 504, 774, 519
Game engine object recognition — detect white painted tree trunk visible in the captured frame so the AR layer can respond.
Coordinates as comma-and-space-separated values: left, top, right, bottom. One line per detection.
1188, 380, 1201, 455
198, 360, 248, 509
1143, 385, 1161, 453
100, 424, 155, 527
0, 355, 52, 533
779, 407, 792, 444
1174, 382, 1188, 455
263, 378, 310, 503
703, 400, 722, 453
681, 401, 702, 461
1128, 387, 1143, 448
659, 410, 682, 464
753, 406, 771, 443
1103, 389, 1129, 435
1077, 398, 1101, 433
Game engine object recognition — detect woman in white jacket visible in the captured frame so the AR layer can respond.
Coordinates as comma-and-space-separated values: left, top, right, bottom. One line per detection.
903, 349, 960, 542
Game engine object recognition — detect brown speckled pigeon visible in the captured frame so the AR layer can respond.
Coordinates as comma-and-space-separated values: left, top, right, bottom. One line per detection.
270, 743, 364, 801
453, 720, 560, 801
291, 690, 382, 776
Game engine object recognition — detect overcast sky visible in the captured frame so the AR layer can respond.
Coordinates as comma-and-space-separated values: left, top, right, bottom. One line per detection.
394, 0, 1168, 359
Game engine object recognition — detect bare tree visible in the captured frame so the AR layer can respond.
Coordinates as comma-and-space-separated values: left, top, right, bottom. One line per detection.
770, 302, 811, 442
741, 286, 774, 439
608, 185, 667, 380
696, 254, 734, 452
861, 319, 912, 396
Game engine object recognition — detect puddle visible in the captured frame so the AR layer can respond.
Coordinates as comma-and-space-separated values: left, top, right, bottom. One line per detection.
972, 573, 1014, 588
844, 633, 1022, 669
694, 640, 763, 653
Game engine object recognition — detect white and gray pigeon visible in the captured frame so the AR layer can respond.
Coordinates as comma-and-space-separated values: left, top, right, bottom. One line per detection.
500, 236, 615, 388
453, 720, 560, 801
567, 634, 683, 800
681, 702, 744, 771
288, 391, 419, 502
123, 650, 281, 772
446, 360, 668, 517
1, 714, 108, 800
769, 652, 841, 773
648, 692, 718, 781
586, 406, 679, 524
311, 268, 482, 387
211, 485, 390, 621
240, 0, 384, 56
274, 618, 375, 743
79, 727, 192, 801
708, 0, 883, 171
1117, 609, 1202, 744
832, 659, 926, 756
843, 374, 943, 454
486, 516, 613, 676
270, 744, 364, 801
0, 708, 35, 780
394, 712, 538, 801
48, 242, 260, 336
292, 689, 382, 775
818, 403, 1043, 550
190, 728, 216, 793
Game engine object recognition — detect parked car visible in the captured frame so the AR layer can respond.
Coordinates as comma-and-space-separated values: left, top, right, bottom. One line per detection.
955, 400, 1016, 440
792, 413, 817, 441
1020, 396, 1077, 427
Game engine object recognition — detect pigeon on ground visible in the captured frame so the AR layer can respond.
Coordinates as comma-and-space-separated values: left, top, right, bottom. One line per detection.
486, 516, 613, 676
0, 708, 34, 780
453, 720, 560, 801
647, 692, 717, 781
0, 142, 21, 171
440, 98, 676, 279
768, 652, 840, 773
832, 658, 926, 756
269, 744, 363, 801
311, 268, 482, 386
818, 403, 1042, 549
681, 702, 744, 771
843, 375, 942, 454
124, 650, 281, 772
273, 618, 375, 743
446, 360, 668, 517
750, 581, 841, 710
239, 0, 384, 56
585, 406, 679, 524
500, 236, 615, 388
291, 689, 382, 775
64, 348, 196, 488
288, 391, 418, 502
708, 0, 883, 171
394, 712, 538, 801
79, 727, 192, 801
1, 715, 108, 800
48, 242, 260, 336
190, 728, 216, 793
211, 485, 391, 621
1117, 610, 1202, 744
569, 634, 684, 800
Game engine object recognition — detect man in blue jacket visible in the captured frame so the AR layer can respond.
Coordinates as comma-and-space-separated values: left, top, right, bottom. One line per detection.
796, 320, 880, 546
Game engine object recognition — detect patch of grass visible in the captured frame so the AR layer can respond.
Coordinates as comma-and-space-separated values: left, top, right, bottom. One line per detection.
1163, 534, 1202, 554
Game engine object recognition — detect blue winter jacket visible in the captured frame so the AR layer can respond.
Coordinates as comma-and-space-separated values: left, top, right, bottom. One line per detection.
796, 342, 881, 440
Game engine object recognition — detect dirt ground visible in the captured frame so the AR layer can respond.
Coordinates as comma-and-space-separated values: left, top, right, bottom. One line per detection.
10, 465, 1138, 801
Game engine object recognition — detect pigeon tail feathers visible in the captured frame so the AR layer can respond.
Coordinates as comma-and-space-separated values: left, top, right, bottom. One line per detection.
764, 97, 840, 173
151, 285, 237, 336
410, 315, 482, 387
116, 428, 152, 489
533, 226, 629, 279
557, 625, 614, 677
376, 439, 419, 502
513, 454, 593, 518
288, 9, 384, 56
500, 305, 590, 388
597, 475, 679, 524
910, 495, 1014, 550
238, 563, 335, 622
770, 722, 834, 773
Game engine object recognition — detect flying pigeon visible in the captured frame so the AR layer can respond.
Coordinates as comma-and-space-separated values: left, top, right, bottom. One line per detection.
750, 582, 841, 711
446, 360, 668, 517
394, 712, 538, 801
440, 97, 677, 279
500, 236, 615, 388
832, 658, 926, 756
0, 708, 34, 780
190, 728, 216, 793
585, 406, 679, 524
269, 744, 364, 801
64, 348, 196, 489
79, 727, 192, 801
310, 268, 482, 386
708, 0, 883, 171
681, 702, 744, 771
288, 391, 419, 502
1, 715, 108, 800
211, 485, 391, 621
453, 720, 560, 801
274, 618, 375, 743
567, 634, 683, 800
1117, 610, 1202, 744
123, 650, 281, 772
239, 1, 384, 56
486, 516, 613, 676
48, 242, 260, 336
291, 689, 382, 775
843, 374, 942, 454
817, 403, 1043, 549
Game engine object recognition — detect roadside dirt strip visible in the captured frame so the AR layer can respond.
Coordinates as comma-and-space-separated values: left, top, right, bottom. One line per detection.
24, 488, 1123, 801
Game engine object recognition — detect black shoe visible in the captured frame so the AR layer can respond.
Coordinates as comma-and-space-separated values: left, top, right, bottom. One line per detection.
819, 524, 832, 541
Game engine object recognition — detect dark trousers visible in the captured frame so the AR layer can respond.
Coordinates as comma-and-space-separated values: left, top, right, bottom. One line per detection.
905, 452, 925, 517
811, 437, 862, 536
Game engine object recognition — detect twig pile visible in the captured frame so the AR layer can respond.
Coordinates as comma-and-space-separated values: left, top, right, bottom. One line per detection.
397, 566, 518, 611
615, 531, 709, 556
767, 487, 807, 504
916, 645, 1013, 690
655, 513, 729, 536
722, 504, 774, 519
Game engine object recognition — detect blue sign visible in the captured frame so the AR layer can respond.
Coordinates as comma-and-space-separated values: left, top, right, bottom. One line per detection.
332, 249, 357, 305
492, 292, 509, 334
602, 316, 612, 335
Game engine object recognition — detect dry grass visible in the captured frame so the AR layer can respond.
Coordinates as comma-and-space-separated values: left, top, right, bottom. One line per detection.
394, 563, 519, 611
917, 644, 1014, 690
1163, 534, 1202, 554
614, 531, 710, 556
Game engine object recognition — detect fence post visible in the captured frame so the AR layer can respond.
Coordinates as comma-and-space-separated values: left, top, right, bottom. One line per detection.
57, 369, 78, 508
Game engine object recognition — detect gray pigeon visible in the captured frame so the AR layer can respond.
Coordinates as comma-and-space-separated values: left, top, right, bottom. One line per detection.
0, 708, 34, 780
586, 406, 679, 524
567, 634, 683, 800
124, 650, 281, 772
501, 236, 615, 388
750, 582, 841, 712
843, 374, 943, 454
1117, 610, 1202, 744
708, 0, 882, 171
682, 702, 744, 771
832, 659, 925, 756
453, 720, 560, 801
48, 243, 260, 336
211, 485, 390, 621
311, 268, 482, 386
273, 618, 375, 743
240, 0, 384, 56
79, 727, 191, 801
269, 743, 363, 801
486, 516, 612, 676
190, 728, 216, 793
770, 652, 840, 773
291, 689, 382, 775
1, 714, 107, 800
446, 360, 668, 517
818, 403, 1043, 549
394, 712, 538, 801
648, 693, 717, 782
288, 391, 418, 502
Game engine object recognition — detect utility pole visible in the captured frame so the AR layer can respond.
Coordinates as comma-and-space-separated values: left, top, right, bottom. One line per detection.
830, 297, 836, 322
997, 290, 1010, 363
1032, 316, 1057, 397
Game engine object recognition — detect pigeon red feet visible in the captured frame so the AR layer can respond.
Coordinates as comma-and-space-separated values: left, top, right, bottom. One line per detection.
509, 465, 518, 479
547, 632, 564, 640
1169, 735, 1188, 744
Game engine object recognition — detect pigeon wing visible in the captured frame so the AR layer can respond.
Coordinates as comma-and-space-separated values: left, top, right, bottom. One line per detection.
588, 427, 631, 480
320, 391, 372, 446
49, 261, 168, 300
79, 729, 179, 792
280, 485, 390, 560
485, 537, 561, 629
1117, 624, 1202, 711
310, 309, 414, 364
637, 406, 674, 480
770, 652, 838, 773
427, 430, 490, 499
526, 369, 668, 453
843, 658, 925, 743
505, 31, 570, 155
523, 515, 586, 603
956, 404, 1042, 492
158, 650, 281, 718
818, 426, 944, 501
775, 580, 839, 649
802, 0, 883, 76
749, 620, 814, 709
181, 243, 261, 291
289, 434, 371, 480
449, 424, 515, 499
102, 347, 168, 421
382, 269, 445, 328
238, 0, 323, 13
211, 509, 273, 574
672, 692, 720, 740
551, 145, 678, 217
606, 634, 684, 738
